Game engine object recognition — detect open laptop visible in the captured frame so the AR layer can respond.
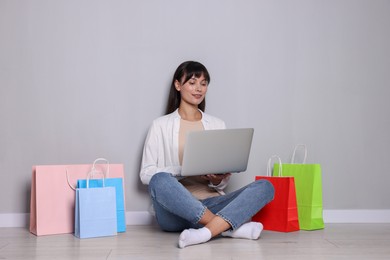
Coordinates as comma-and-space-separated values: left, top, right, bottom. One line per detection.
181, 128, 254, 176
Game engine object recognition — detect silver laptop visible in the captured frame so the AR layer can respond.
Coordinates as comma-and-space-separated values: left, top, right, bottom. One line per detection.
181, 128, 254, 176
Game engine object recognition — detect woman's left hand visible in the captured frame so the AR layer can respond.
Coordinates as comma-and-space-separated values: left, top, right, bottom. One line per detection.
200, 173, 231, 185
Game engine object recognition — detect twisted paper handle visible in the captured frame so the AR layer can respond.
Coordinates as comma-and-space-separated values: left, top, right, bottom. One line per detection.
267, 155, 282, 177
291, 144, 307, 164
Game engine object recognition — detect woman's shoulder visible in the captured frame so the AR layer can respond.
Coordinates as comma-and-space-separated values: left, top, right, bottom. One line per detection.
201, 112, 226, 129
150, 110, 179, 127
202, 112, 223, 122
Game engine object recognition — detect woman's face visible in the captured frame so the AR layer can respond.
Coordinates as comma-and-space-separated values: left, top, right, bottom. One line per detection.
175, 74, 208, 108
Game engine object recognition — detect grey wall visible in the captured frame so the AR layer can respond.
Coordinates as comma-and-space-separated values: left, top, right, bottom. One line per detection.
1, 0, 389, 214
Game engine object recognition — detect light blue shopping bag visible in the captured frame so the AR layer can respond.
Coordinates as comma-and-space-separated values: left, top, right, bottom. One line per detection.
77, 178, 125, 232
75, 174, 117, 238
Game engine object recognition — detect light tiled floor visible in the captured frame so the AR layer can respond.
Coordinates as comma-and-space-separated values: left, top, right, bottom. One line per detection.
1, 224, 390, 259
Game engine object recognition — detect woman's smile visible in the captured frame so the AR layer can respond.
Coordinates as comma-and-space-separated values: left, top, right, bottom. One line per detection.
192, 94, 203, 99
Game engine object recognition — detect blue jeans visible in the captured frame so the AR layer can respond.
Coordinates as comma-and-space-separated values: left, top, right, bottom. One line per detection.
148, 172, 274, 232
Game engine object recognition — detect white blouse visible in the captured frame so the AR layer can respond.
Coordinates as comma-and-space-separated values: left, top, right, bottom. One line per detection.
139, 109, 229, 192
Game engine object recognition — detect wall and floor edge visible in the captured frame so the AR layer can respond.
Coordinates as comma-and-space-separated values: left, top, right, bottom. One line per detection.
1, 210, 390, 228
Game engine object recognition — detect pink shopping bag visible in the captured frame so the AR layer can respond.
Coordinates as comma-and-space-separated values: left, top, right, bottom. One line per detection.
29, 160, 125, 236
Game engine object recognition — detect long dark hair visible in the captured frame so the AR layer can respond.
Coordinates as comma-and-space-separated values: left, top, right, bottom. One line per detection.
165, 61, 210, 115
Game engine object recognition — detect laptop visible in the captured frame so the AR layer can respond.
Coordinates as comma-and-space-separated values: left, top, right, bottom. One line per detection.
181, 128, 254, 176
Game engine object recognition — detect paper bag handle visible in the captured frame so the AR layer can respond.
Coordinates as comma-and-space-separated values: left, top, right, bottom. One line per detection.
66, 158, 110, 190
91, 158, 110, 178
66, 169, 77, 191
267, 155, 282, 177
291, 144, 307, 164
86, 169, 106, 188
66, 167, 107, 190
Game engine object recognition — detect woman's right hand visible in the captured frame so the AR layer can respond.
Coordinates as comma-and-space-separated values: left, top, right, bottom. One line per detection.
200, 173, 231, 186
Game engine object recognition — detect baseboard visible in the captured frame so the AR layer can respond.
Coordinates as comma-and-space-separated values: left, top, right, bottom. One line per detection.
125, 211, 156, 225
323, 210, 390, 223
0, 213, 30, 228
1, 210, 390, 228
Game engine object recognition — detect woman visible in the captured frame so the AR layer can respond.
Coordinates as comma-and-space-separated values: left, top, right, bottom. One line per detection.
140, 61, 274, 248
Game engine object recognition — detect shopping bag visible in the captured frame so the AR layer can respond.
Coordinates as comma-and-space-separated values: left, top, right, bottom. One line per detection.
75, 171, 117, 238
77, 160, 126, 232
252, 156, 300, 232
29, 158, 126, 236
273, 144, 324, 230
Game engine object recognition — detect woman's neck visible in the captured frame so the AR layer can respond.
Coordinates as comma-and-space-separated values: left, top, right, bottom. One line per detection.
178, 105, 202, 121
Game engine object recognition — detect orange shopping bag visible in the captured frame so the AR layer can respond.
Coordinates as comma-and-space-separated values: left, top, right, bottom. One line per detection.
252, 156, 300, 232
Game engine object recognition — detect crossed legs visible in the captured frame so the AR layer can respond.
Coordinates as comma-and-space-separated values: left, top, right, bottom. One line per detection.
149, 172, 274, 248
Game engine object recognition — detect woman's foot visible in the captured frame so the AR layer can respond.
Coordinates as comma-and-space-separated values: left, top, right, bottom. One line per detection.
178, 227, 212, 248
221, 222, 263, 240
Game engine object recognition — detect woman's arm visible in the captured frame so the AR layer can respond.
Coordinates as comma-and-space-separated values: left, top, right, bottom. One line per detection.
140, 121, 181, 185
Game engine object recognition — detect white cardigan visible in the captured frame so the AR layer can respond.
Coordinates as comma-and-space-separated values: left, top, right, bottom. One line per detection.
140, 109, 229, 191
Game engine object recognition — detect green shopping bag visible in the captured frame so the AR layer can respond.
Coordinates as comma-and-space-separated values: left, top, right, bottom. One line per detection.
273, 144, 324, 230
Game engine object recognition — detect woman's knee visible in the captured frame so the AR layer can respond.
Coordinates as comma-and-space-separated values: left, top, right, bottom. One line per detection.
148, 172, 172, 196
254, 179, 275, 202
150, 172, 171, 185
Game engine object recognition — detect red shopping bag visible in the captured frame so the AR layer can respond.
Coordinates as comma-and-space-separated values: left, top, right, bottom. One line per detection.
252, 156, 300, 232
29, 158, 126, 236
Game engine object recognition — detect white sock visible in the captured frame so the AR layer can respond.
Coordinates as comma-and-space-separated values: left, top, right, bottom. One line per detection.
222, 222, 263, 240
178, 227, 212, 248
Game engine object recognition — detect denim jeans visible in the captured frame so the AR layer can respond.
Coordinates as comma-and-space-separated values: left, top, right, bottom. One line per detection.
148, 172, 274, 232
